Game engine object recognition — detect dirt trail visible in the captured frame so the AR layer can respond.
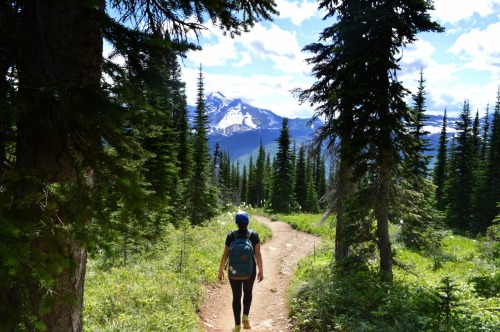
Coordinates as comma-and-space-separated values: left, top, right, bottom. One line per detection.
198, 215, 322, 331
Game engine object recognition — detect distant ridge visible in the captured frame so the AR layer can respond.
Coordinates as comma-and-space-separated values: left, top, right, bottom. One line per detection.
188, 92, 486, 165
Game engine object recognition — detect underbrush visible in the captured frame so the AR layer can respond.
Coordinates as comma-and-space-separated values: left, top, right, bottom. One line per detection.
287, 218, 500, 331
83, 211, 271, 331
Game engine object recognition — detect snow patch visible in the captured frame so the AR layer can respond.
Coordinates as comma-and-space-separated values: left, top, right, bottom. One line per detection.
423, 125, 457, 135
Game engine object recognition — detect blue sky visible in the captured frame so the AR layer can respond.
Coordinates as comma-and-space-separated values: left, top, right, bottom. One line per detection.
180, 0, 500, 119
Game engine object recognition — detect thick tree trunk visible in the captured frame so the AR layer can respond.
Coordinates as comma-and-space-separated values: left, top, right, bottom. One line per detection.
14, 1, 102, 330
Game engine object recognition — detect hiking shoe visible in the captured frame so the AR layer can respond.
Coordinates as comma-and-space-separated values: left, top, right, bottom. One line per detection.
242, 315, 251, 329
232, 325, 241, 332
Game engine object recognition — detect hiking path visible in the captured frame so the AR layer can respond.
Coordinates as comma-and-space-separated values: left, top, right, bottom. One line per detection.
198, 215, 322, 331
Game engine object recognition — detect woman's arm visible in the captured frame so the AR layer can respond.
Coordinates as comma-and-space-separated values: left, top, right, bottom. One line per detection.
254, 243, 264, 282
218, 245, 230, 281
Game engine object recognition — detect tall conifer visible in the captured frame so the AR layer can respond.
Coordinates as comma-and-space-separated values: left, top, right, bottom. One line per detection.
482, 89, 500, 231
185, 65, 217, 225
269, 118, 298, 213
295, 0, 442, 277
434, 109, 449, 211
305, 157, 320, 213
446, 100, 474, 230
295, 145, 308, 211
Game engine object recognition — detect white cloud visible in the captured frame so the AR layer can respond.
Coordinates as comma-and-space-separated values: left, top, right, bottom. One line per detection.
235, 52, 253, 67
448, 22, 500, 75
187, 32, 238, 66
236, 23, 309, 74
187, 21, 310, 75
182, 66, 314, 118
431, 0, 500, 24
401, 39, 436, 66
275, 0, 319, 25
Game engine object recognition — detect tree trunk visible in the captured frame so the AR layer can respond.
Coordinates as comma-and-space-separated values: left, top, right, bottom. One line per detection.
14, 1, 102, 330
374, 164, 393, 281
334, 159, 352, 261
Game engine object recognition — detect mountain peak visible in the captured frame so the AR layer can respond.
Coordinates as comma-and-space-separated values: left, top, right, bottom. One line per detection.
208, 91, 226, 100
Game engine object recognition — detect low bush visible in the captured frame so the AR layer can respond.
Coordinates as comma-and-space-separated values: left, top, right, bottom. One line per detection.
286, 216, 499, 331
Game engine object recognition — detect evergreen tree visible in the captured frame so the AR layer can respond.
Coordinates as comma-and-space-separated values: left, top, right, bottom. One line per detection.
314, 152, 327, 208
434, 109, 449, 211
481, 89, 500, 231
305, 156, 320, 213
406, 69, 431, 178
471, 109, 489, 232
218, 150, 233, 208
0, 1, 279, 328
295, 145, 308, 211
264, 152, 273, 204
446, 100, 474, 230
254, 140, 266, 207
231, 161, 242, 206
247, 155, 256, 206
398, 70, 440, 247
480, 104, 491, 162
212, 142, 222, 187
295, 0, 442, 277
241, 164, 248, 204
0, 2, 279, 327
471, 110, 481, 157
185, 66, 217, 225
269, 118, 298, 213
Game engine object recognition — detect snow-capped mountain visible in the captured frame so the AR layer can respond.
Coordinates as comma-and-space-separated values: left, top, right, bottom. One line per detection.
188, 91, 487, 164
188, 91, 322, 136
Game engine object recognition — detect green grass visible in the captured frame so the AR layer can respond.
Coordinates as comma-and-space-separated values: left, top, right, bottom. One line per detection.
83, 210, 498, 331
284, 216, 499, 331
83, 211, 271, 331
252, 209, 334, 240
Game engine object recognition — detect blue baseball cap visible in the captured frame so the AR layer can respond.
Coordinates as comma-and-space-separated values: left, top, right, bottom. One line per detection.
235, 211, 249, 226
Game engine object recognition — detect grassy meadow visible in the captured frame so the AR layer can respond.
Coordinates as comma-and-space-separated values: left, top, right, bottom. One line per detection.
83, 210, 271, 331
83, 210, 498, 331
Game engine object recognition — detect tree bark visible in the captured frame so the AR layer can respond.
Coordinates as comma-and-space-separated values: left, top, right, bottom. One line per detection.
334, 159, 352, 262
15, 1, 102, 330
374, 164, 393, 281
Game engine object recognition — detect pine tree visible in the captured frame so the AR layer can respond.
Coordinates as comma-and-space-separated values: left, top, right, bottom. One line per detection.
247, 155, 256, 206
407, 69, 432, 178
185, 66, 217, 225
295, 0, 442, 277
295, 145, 308, 211
212, 142, 222, 188
254, 140, 266, 207
480, 104, 491, 162
314, 152, 327, 208
1, 2, 279, 327
218, 150, 233, 208
434, 109, 449, 211
305, 156, 320, 213
231, 161, 242, 206
481, 89, 500, 231
446, 100, 474, 230
264, 152, 272, 203
471, 108, 490, 232
241, 164, 248, 204
397, 70, 441, 248
269, 118, 298, 213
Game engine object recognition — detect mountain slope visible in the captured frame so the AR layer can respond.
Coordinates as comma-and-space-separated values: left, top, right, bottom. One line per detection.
188, 92, 479, 165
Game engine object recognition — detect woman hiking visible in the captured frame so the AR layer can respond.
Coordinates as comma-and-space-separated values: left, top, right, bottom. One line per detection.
218, 211, 264, 331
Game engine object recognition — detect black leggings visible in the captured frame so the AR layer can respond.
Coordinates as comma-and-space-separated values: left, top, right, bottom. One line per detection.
229, 270, 256, 325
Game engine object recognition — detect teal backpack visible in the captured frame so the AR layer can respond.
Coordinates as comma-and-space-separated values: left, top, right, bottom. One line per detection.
228, 230, 254, 280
